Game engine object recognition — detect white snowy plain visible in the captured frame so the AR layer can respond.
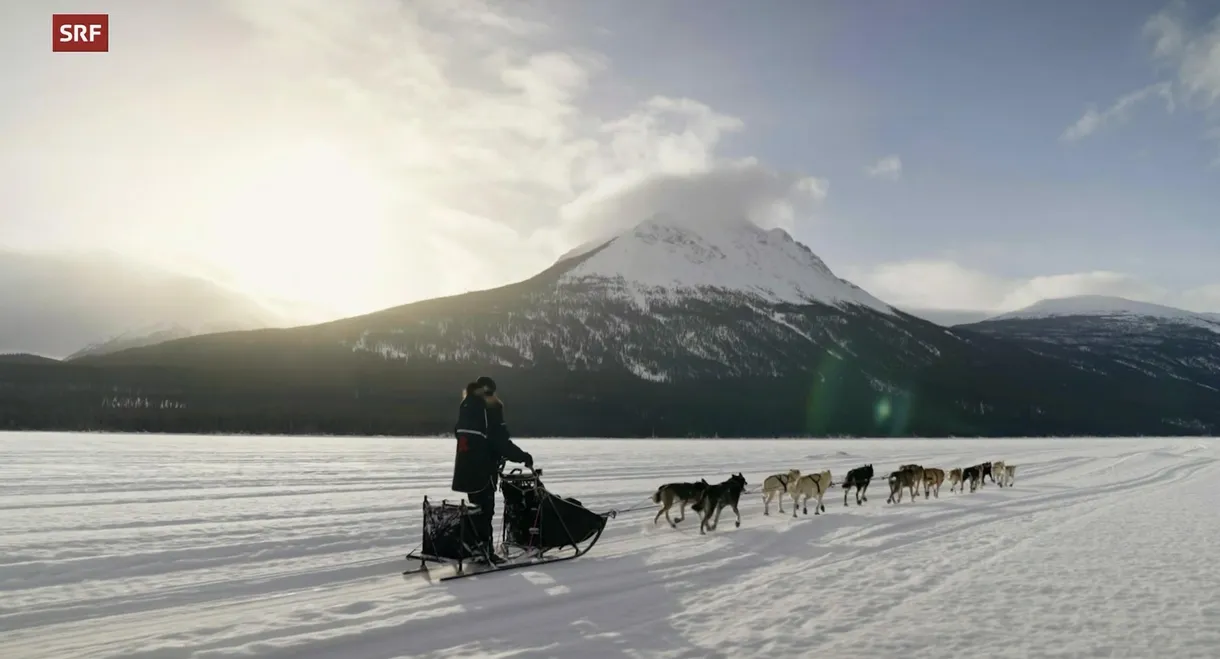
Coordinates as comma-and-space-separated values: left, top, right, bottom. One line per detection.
2, 434, 1219, 659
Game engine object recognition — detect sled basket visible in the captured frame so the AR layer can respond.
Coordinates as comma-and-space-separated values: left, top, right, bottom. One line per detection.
418, 497, 486, 562
500, 468, 608, 552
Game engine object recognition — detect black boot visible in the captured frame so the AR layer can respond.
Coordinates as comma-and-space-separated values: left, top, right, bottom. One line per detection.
470, 546, 506, 565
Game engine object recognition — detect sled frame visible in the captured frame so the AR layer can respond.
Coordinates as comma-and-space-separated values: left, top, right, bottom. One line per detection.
404, 469, 613, 582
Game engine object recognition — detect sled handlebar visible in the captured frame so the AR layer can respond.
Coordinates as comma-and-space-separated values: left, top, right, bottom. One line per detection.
503, 466, 542, 478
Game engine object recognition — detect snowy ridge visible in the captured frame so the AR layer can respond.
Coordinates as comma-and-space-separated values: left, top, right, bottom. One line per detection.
554, 236, 613, 265
342, 284, 940, 382
2, 434, 1217, 658
990, 295, 1220, 331
68, 320, 263, 360
558, 215, 895, 314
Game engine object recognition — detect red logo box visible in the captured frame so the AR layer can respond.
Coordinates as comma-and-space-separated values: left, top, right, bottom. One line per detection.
53, 14, 109, 52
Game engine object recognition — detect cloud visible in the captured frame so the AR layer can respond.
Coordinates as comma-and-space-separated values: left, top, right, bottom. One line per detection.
1145, 5, 1189, 59
865, 155, 903, 180
851, 259, 1220, 314
1060, 82, 1175, 142
1063, 4, 1220, 153
1144, 4, 1220, 108
0, 0, 829, 317
550, 161, 830, 249
1060, 5, 1219, 150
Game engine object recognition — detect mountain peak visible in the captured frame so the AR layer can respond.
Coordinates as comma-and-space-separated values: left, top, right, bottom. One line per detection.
556, 215, 893, 313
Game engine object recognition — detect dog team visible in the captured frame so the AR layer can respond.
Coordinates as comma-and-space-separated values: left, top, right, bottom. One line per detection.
651, 459, 1018, 534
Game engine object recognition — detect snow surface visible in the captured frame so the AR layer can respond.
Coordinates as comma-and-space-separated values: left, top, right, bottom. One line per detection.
3, 433, 1219, 659
559, 216, 895, 314
990, 295, 1220, 332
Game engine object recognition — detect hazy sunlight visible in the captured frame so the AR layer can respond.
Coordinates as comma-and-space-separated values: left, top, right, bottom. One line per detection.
200, 141, 395, 315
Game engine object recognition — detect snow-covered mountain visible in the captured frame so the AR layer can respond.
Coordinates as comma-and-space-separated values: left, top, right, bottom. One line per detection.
0, 249, 316, 359
556, 216, 894, 313
987, 295, 1220, 329
334, 215, 934, 385
64, 216, 1220, 436
959, 295, 1220, 392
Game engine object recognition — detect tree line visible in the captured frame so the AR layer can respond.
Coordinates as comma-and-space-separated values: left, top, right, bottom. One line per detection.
1, 351, 1215, 437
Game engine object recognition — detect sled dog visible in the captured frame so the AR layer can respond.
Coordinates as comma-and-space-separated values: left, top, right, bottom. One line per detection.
898, 463, 925, 486
842, 464, 873, 506
761, 469, 800, 515
992, 460, 1007, 487
694, 473, 748, 534
947, 467, 964, 493
978, 461, 994, 487
1001, 464, 1016, 487
922, 467, 946, 499
791, 470, 832, 516
886, 468, 919, 504
651, 478, 709, 527
962, 465, 983, 492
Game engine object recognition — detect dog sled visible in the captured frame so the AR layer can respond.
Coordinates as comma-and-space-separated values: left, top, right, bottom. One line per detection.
403, 466, 614, 582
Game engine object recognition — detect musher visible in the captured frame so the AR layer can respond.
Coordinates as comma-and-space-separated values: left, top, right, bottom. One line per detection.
451, 376, 533, 562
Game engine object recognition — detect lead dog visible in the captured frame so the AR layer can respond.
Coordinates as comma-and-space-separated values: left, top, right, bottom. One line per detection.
886, 468, 919, 504
761, 469, 801, 515
791, 470, 832, 516
693, 473, 748, 534
841, 464, 873, 506
1001, 464, 1017, 487
922, 467, 946, 499
651, 478, 709, 527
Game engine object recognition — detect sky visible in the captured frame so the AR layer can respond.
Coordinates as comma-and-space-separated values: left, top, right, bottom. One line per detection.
2, 0, 1219, 321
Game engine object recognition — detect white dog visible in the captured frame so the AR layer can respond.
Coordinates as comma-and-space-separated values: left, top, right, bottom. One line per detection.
761, 469, 800, 515
790, 470, 832, 516
992, 460, 1007, 487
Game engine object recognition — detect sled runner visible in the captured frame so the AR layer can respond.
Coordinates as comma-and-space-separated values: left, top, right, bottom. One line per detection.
403, 466, 614, 582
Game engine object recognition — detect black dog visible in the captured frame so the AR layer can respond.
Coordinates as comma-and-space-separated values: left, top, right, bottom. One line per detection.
962, 465, 982, 492
842, 463, 873, 506
692, 473, 747, 534
651, 478, 710, 526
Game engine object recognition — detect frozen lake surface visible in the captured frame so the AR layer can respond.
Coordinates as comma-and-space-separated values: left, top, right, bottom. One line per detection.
1, 433, 1218, 658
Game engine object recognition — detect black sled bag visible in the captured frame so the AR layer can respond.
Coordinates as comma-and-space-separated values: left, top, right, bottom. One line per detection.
501, 476, 606, 550
421, 499, 484, 560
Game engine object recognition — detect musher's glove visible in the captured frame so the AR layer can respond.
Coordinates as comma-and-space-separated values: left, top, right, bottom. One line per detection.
523, 453, 534, 469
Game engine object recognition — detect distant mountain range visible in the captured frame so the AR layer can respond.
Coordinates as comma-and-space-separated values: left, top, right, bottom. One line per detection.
0, 249, 330, 359
957, 295, 1220, 397
2, 220, 1218, 437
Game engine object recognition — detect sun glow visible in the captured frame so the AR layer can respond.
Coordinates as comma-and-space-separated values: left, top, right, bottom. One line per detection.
196, 141, 397, 316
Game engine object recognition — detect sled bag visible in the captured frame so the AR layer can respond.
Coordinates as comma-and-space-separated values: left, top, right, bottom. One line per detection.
421, 500, 483, 560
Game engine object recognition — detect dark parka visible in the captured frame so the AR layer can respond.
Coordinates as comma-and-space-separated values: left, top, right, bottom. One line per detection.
451, 393, 531, 493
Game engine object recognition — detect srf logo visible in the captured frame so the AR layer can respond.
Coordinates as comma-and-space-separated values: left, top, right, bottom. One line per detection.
53, 14, 109, 52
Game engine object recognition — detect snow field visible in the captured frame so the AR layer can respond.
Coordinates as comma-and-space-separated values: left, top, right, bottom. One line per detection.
1, 434, 1218, 659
